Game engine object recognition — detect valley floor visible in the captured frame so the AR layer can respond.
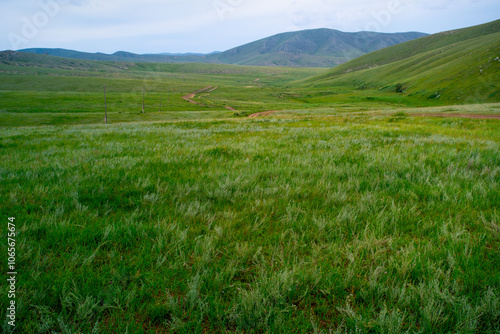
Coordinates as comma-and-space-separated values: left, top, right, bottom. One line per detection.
1, 106, 499, 333
1, 54, 499, 332
2, 102, 499, 127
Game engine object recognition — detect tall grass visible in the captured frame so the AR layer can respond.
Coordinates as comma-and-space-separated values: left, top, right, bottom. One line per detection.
1, 114, 499, 333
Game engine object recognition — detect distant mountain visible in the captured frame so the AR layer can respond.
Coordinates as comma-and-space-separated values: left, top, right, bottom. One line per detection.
0, 49, 135, 72
155, 51, 222, 56
308, 19, 500, 104
207, 29, 427, 67
17, 48, 211, 63
16, 29, 427, 68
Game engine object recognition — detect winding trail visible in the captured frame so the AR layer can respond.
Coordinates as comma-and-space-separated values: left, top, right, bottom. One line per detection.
181, 86, 500, 121
411, 113, 500, 120
247, 111, 500, 119
248, 110, 280, 118
182, 86, 214, 105
182, 86, 238, 111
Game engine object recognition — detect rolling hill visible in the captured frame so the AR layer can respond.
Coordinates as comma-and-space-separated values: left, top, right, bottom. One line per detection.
17, 29, 426, 68
209, 29, 426, 67
309, 19, 500, 104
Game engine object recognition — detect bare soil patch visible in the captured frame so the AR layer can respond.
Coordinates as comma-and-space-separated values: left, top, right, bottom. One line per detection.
182, 86, 214, 105
412, 113, 500, 120
248, 110, 279, 118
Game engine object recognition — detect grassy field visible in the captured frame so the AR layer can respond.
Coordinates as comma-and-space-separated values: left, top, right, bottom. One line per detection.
1, 43, 500, 332
0, 53, 325, 126
2, 49, 484, 128
1, 20, 499, 129
1, 110, 500, 333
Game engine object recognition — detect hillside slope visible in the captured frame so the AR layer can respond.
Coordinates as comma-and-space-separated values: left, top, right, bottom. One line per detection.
17, 29, 426, 68
309, 20, 500, 104
207, 29, 426, 67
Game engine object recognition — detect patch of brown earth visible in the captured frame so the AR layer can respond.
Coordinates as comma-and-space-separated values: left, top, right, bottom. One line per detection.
248, 110, 279, 118
412, 113, 500, 120
182, 86, 214, 105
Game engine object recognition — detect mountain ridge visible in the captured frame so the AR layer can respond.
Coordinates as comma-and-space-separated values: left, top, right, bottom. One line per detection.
209, 29, 427, 67
15, 28, 427, 68
16, 48, 212, 64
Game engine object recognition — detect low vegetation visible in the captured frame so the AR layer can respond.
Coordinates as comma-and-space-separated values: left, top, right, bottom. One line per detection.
1, 113, 500, 333
1, 19, 500, 333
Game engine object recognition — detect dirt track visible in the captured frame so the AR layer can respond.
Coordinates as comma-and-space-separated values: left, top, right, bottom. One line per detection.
182, 86, 239, 111
411, 113, 500, 120
246, 111, 500, 119
182, 86, 214, 105
181, 87, 500, 121
248, 110, 279, 118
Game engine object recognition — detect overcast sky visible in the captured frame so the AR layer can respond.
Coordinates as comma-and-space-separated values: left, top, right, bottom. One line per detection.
1, 0, 499, 54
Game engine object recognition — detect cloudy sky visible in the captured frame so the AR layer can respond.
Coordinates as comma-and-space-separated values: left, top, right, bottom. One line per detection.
1, 0, 499, 54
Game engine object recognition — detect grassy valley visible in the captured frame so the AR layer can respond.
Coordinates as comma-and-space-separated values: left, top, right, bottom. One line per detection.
0, 51, 324, 126
1, 20, 500, 334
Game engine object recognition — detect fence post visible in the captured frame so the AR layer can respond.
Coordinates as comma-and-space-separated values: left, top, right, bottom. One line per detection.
142, 85, 145, 113
104, 84, 107, 124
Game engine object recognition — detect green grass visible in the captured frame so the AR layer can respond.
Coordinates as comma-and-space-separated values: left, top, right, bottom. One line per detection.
307, 20, 500, 105
1, 113, 500, 333
1, 33, 500, 332
316, 19, 500, 77
3, 37, 499, 129
0, 52, 332, 126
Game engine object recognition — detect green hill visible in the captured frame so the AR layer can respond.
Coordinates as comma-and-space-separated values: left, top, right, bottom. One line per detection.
208, 29, 426, 67
16, 29, 426, 68
309, 19, 500, 104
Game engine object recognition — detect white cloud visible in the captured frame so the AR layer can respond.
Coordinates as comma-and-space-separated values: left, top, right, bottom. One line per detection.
1, 0, 499, 53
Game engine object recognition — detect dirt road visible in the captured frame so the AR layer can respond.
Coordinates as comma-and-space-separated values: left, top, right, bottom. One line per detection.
181, 86, 500, 121
247, 111, 500, 119
183, 86, 240, 111
248, 110, 279, 118
182, 86, 214, 105
411, 113, 500, 120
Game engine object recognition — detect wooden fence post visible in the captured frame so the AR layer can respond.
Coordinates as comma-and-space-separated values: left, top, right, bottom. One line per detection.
142, 85, 145, 113
104, 84, 107, 124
